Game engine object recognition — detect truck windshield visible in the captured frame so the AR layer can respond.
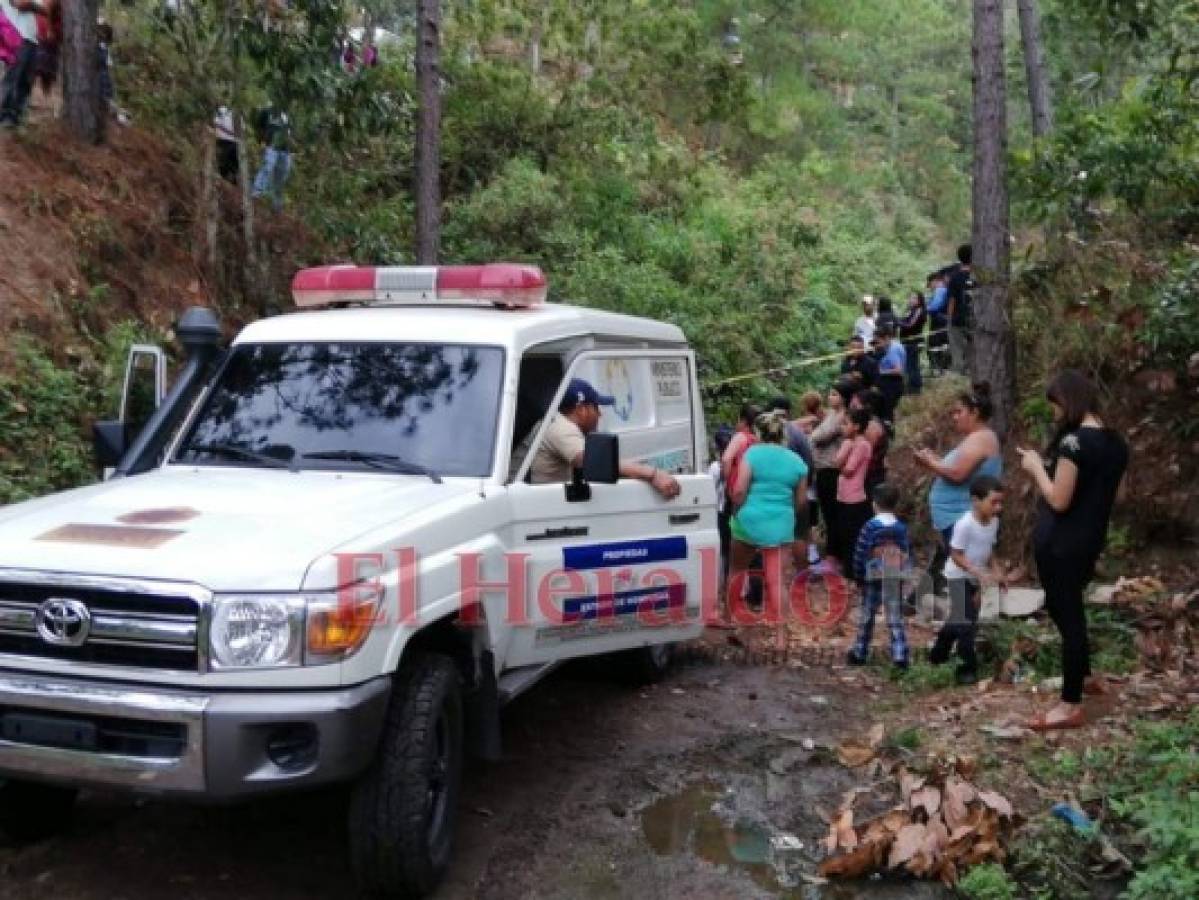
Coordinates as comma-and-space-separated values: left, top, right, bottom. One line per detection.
175, 342, 504, 478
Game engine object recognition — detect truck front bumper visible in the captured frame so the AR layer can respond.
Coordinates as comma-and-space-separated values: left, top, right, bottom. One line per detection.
0, 670, 390, 799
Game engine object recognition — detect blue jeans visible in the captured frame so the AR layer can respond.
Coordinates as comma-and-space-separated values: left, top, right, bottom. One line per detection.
1, 40, 36, 124
850, 579, 910, 664
252, 147, 293, 210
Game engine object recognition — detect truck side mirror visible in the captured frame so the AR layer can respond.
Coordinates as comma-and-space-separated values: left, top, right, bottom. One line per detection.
564, 434, 618, 503
92, 420, 128, 470
583, 433, 619, 484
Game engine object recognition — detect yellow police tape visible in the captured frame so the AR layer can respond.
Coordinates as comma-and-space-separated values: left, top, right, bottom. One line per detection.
701, 327, 951, 390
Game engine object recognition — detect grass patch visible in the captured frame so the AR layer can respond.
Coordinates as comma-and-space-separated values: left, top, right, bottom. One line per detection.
1013, 710, 1199, 899
1009, 818, 1098, 900
958, 862, 1018, 900
884, 725, 924, 751
886, 658, 957, 693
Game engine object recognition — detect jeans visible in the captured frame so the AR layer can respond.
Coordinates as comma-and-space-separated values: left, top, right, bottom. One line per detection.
1, 40, 37, 125
878, 374, 904, 421
927, 525, 953, 594
1036, 549, 1096, 703
837, 499, 873, 577
902, 340, 923, 393
851, 579, 910, 664
816, 468, 840, 559
252, 147, 293, 210
949, 325, 969, 374
930, 578, 980, 673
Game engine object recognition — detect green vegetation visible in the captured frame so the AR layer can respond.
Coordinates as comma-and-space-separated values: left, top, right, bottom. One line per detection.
883, 725, 924, 751
0, 323, 162, 505
1013, 710, 1199, 900
111, 0, 967, 417
958, 862, 1018, 900
1112, 712, 1199, 899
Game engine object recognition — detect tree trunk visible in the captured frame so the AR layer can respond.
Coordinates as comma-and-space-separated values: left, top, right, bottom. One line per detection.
414, 0, 442, 264
1016, 0, 1054, 137
61, 0, 106, 144
198, 129, 219, 278
970, 0, 1015, 435
237, 116, 259, 310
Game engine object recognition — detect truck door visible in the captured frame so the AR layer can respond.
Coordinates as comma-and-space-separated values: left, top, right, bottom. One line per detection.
501, 349, 719, 668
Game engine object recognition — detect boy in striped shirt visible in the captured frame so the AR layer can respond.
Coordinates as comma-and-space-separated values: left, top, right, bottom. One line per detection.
847, 482, 911, 669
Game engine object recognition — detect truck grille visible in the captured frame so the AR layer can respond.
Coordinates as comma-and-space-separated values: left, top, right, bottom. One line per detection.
0, 582, 201, 672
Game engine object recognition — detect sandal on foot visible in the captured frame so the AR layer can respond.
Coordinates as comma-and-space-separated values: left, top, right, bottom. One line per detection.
1083, 676, 1109, 696
1027, 708, 1086, 732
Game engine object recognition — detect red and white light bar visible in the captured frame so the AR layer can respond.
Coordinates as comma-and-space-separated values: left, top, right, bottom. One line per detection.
291, 263, 548, 308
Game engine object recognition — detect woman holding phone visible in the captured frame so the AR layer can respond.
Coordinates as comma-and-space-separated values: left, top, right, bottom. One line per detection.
1017, 371, 1128, 731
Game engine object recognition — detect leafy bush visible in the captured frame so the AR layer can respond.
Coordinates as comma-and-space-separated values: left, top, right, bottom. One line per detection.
1112, 711, 1199, 899
958, 862, 1017, 900
0, 340, 98, 504
1143, 257, 1199, 371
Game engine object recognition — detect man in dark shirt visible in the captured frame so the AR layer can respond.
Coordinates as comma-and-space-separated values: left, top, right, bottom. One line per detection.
840, 335, 879, 388
946, 244, 973, 375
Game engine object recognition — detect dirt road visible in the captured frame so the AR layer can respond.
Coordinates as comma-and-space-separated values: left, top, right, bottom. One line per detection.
0, 647, 947, 899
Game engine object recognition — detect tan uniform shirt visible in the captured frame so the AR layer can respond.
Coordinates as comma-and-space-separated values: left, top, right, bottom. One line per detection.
529, 415, 585, 484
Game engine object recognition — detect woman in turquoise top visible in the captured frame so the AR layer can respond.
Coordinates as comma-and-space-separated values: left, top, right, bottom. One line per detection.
914, 383, 1002, 592
723, 411, 808, 629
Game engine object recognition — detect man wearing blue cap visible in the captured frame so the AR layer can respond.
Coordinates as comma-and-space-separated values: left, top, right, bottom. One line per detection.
530, 378, 681, 498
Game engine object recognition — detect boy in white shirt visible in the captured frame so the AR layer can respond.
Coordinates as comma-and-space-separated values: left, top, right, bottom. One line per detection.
928, 475, 1018, 684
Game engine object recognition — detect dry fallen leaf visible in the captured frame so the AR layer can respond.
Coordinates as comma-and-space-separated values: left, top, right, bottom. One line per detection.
867, 722, 885, 748
887, 823, 928, 868
861, 808, 910, 844
942, 777, 974, 831
818, 840, 889, 879
977, 790, 1014, 819
825, 807, 858, 854
910, 785, 942, 819
836, 740, 876, 768
899, 770, 925, 803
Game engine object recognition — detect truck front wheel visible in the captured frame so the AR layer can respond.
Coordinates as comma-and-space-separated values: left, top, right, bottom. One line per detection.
348, 653, 463, 899
615, 642, 675, 684
0, 779, 78, 842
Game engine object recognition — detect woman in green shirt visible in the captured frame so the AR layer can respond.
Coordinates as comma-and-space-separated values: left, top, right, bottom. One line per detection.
725, 411, 809, 636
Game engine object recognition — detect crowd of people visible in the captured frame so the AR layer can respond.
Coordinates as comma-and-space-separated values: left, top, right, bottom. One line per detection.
0, 2, 123, 130
709, 252, 1129, 733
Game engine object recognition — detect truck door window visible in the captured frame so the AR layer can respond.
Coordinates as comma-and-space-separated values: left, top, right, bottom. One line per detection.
174, 342, 504, 477
521, 353, 697, 480
508, 355, 564, 482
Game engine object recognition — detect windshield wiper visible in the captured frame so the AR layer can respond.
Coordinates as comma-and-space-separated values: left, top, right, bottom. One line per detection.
302, 450, 443, 483
186, 442, 297, 471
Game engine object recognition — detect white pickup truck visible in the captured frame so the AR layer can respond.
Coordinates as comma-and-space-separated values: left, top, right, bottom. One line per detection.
0, 264, 718, 898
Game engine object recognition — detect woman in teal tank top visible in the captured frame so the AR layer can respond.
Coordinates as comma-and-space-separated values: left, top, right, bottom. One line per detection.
730, 412, 810, 548
722, 411, 809, 627
914, 383, 1002, 590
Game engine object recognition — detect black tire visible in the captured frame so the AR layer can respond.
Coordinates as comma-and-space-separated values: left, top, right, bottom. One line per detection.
0, 779, 78, 843
616, 642, 675, 685
348, 653, 463, 899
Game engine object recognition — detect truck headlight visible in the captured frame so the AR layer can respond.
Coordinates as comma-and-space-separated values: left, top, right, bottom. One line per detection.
209, 595, 307, 669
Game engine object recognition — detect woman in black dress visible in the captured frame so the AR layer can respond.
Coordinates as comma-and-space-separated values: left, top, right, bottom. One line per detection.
1016, 371, 1128, 731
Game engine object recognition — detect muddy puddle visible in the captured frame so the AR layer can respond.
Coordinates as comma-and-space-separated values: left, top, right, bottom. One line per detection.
641, 781, 789, 892
641, 776, 949, 899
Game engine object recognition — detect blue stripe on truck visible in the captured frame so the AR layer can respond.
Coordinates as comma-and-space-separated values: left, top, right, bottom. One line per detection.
562, 536, 688, 570
562, 582, 687, 622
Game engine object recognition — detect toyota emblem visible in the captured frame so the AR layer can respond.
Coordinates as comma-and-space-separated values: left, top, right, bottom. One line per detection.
36, 598, 92, 647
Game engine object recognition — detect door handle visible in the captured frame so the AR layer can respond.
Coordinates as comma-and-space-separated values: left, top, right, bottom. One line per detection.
668, 513, 700, 526
526, 525, 589, 541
